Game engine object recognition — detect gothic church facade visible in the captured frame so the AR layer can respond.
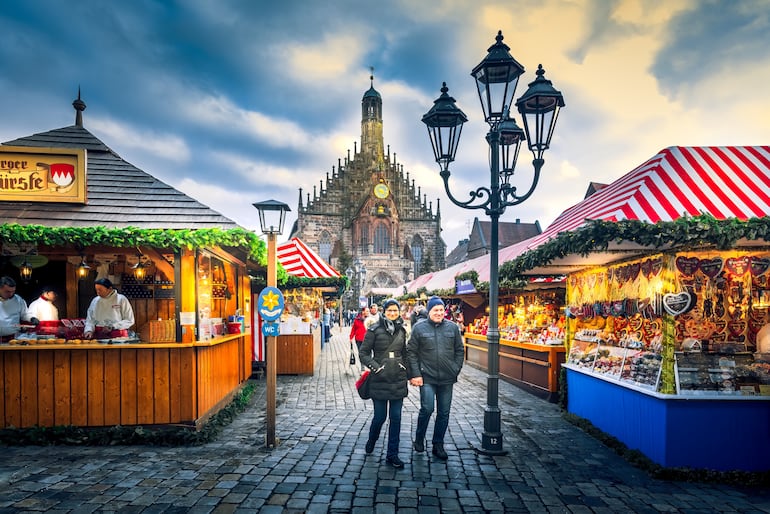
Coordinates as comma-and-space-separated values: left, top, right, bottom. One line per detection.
288, 77, 446, 296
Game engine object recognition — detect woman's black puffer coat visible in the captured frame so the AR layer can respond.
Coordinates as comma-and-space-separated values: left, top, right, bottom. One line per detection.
359, 317, 408, 400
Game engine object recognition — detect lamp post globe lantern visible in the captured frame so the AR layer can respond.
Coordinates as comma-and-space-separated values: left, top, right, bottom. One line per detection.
422, 30, 564, 455
471, 30, 525, 125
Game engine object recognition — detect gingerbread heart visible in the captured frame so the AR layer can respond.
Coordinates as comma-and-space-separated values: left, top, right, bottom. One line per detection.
749, 318, 765, 334
712, 319, 727, 334
650, 258, 663, 277
641, 259, 652, 278
676, 256, 699, 276
628, 262, 641, 281
750, 256, 770, 277
663, 291, 695, 316
699, 257, 723, 279
727, 319, 746, 338
725, 256, 751, 276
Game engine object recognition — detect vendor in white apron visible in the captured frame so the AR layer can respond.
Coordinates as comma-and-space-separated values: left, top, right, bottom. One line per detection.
83, 278, 135, 339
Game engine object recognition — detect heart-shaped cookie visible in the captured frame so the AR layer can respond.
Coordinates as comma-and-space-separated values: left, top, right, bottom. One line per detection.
750, 256, 770, 277
728, 319, 746, 338
641, 259, 652, 278
663, 291, 695, 316
725, 256, 751, 276
699, 257, 723, 279
676, 256, 699, 276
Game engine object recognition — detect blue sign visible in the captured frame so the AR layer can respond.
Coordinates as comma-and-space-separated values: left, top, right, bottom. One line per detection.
455, 279, 477, 295
262, 322, 280, 337
257, 286, 284, 322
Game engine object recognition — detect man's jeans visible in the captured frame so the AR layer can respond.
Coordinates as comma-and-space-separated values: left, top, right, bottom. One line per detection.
415, 382, 454, 444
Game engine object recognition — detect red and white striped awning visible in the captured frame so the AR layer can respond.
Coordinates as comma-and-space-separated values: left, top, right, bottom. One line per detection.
403, 146, 770, 292
276, 237, 340, 278
527, 146, 770, 248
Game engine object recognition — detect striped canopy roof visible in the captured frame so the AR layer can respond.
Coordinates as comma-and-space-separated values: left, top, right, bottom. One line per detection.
277, 237, 340, 278
402, 146, 770, 292
527, 146, 770, 248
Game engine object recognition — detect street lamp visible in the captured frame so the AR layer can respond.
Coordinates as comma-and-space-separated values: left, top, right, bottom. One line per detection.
253, 199, 291, 448
347, 258, 367, 309
422, 30, 564, 455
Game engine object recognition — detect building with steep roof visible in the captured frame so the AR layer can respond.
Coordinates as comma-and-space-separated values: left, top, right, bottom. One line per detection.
289, 76, 445, 297
0, 93, 238, 229
445, 217, 541, 265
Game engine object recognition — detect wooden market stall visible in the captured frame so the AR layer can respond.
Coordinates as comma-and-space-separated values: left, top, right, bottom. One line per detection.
510, 146, 770, 472
0, 97, 262, 430
252, 237, 340, 375
402, 254, 568, 401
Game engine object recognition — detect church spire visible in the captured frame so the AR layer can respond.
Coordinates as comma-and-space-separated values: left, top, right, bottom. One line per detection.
361, 67, 384, 162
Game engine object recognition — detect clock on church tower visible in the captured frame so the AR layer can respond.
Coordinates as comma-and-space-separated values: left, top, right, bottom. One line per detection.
373, 183, 390, 199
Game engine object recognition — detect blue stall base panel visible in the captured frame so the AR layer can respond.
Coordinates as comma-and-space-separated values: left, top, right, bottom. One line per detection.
565, 365, 770, 472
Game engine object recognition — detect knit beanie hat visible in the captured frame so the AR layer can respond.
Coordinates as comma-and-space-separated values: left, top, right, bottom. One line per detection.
427, 296, 444, 313
382, 298, 400, 311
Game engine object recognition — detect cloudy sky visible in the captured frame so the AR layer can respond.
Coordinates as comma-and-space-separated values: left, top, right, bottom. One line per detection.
2, 0, 769, 253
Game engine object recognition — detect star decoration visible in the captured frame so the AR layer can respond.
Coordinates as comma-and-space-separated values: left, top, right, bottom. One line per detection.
262, 290, 280, 310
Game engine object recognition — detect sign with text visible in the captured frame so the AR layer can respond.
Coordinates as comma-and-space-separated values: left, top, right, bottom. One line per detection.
262, 322, 280, 337
0, 146, 87, 203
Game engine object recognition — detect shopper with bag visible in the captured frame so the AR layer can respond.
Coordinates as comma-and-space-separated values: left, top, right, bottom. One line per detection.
349, 307, 367, 370
358, 298, 408, 468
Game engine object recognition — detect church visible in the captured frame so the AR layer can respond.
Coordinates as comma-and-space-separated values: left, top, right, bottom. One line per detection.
288, 75, 446, 299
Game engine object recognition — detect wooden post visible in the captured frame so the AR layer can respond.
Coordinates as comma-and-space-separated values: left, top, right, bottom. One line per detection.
266, 232, 277, 447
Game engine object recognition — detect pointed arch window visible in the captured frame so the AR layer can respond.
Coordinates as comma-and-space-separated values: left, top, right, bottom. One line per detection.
319, 231, 332, 263
360, 225, 369, 254
373, 224, 390, 254
411, 235, 424, 276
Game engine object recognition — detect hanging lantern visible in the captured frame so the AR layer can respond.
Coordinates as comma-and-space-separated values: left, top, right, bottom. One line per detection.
133, 260, 147, 280
76, 256, 91, 279
19, 259, 33, 281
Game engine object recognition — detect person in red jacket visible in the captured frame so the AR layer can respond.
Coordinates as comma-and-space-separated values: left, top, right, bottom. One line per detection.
349, 307, 368, 369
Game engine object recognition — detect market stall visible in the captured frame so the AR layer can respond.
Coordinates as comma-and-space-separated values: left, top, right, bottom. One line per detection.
464, 285, 566, 401
0, 99, 262, 430
250, 237, 340, 375
509, 146, 770, 472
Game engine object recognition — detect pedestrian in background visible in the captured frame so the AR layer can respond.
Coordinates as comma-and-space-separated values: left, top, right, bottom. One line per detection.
364, 303, 380, 329
349, 307, 367, 370
359, 298, 408, 468
406, 296, 464, 460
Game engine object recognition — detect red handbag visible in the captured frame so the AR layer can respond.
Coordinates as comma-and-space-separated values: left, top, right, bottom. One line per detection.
355, 369, 371, 399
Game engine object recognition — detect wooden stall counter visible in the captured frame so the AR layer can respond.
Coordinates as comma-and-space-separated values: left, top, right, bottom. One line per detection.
275, 329, 321, 375
464, 333, 566, 402
0, 332, 252, 430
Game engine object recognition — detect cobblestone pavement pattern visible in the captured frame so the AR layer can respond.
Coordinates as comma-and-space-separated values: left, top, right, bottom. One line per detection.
2, 327, 770, 513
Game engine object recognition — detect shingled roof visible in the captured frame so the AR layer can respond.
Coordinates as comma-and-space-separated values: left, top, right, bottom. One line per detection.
0, 98, 239, 229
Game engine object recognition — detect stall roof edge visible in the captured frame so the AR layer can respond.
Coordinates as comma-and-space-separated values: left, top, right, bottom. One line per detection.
1, 125, 241, 230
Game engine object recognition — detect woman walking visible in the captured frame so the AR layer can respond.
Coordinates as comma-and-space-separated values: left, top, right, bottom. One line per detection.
359, 298, 408, 468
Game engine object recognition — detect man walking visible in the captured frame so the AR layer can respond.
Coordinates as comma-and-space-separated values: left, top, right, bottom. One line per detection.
406, 296, 464, 460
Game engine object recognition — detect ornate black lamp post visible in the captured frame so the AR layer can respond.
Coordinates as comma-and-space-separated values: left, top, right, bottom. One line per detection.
422, 30, 564, 455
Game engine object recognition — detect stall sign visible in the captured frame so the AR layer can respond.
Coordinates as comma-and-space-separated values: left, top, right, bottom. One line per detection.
262, 322, 280, 337
258, 286, 284, 322
0, 146, 87, 203
456, 279, 477, 294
